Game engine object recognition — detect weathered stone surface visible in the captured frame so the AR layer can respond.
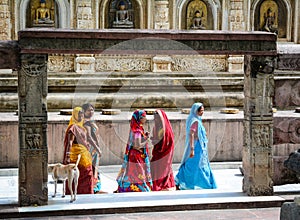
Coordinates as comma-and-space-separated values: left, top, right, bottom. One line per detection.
243, 55, 275, 196
274, 117, 300, 144
274, 79, 300, 109
18, 54, 48, 206
18, 29, 277, 56
284, 149, 300, 174
273, 156, 299, 185
280, 201, 300, 220
0, 41, 19, 69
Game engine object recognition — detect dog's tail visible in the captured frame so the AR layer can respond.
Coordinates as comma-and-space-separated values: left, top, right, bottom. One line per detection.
75, 154, 81, 168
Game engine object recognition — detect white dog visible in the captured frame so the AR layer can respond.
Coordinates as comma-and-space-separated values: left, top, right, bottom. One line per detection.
48, 154, 81, 203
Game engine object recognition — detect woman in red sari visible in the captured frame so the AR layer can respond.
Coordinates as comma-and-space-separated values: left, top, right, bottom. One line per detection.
116, 109, 152, 192
150, 109, 176, 191
63, 106, 94, 194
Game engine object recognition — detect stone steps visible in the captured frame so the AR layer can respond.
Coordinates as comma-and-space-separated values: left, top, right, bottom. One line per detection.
0, 91, 244, 112
0, 71, 245, 111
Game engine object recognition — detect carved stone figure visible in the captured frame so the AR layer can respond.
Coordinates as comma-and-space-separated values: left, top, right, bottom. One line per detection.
34, 0, 54, 26
113, 1, 133, 28
190, 10, 206, 30
262, 8, 278, 34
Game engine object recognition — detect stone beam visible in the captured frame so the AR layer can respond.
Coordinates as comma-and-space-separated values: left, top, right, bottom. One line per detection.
18, 29, 277, 56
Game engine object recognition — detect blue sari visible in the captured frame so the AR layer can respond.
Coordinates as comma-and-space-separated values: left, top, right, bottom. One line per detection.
175, 103, 217, 190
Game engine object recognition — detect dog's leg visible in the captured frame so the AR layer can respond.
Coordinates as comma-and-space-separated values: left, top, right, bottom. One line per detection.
62, 180, 66, 198
52, 180, 57, 198
68, 173, 74, 203
73, 170, 79, 202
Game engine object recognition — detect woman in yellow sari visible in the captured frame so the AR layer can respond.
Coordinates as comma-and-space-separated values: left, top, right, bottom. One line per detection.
63, 106, 94, 194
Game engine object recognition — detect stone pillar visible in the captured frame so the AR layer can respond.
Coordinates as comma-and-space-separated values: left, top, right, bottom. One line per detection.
229, 0, 245, 31
76, 0, 94, 29
294, 0, 300, 44
154, 0, 169, 29
228, 0, 245, 73
242, 55, 275, 196
18, 54, 48, 206
0, 0, 11, 40
75, 1, 95, 74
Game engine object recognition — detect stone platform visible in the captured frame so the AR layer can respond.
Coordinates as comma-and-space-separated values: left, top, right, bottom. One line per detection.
1, 163, 300, 219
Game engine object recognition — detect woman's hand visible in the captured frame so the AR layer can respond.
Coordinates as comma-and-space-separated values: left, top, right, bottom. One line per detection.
189, 148, 194, 158
96, 147, 102, 157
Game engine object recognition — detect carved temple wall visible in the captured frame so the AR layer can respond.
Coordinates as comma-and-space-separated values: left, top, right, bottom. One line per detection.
0, 0, 296, 42
0, 1, 299, 113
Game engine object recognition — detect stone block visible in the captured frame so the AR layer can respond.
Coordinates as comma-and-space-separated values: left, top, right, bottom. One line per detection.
75, 56, 95, 73
280, 201, 300, 220
152, 55, 172, 72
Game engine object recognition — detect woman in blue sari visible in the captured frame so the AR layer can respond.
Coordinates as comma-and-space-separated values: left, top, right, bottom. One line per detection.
175, 103, 217, 190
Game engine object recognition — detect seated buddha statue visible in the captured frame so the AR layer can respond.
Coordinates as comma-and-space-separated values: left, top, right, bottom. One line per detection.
34, 0, 54, 25
190, 10, 206, 30
113, 1, 133, 28
261, 8, 278, 34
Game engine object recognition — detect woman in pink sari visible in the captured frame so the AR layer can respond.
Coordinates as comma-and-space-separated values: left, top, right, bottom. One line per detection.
150, 109, 176, 191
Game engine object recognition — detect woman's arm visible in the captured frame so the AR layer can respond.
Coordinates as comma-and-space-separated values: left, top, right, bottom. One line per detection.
133, 132, 149, 151
85, 125, 102, 156
189, 122, 198, 158
189, 130, 195, 158
64, 132, 75, 164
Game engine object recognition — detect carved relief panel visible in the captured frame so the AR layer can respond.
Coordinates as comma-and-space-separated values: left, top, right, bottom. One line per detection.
254, 0, 287, 39
26, 0, 56, 28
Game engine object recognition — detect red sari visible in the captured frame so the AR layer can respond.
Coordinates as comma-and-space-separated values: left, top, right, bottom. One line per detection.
150, 110, 176, 191
63, 107, 94, 194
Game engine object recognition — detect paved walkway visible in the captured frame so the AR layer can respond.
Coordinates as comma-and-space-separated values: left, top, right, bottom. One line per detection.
0, 162, 299, 219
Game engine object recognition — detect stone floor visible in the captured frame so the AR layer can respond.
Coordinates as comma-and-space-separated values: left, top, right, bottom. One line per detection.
1, 163, 300, 219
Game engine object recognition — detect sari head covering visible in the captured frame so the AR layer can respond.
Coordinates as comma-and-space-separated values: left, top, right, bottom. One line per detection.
130, 109, 147, 133
68, 106, 85, 130
180, 103, 208, 165
151, 109, 175, 191
125, 109, 147, 155
151, 109, 174, 158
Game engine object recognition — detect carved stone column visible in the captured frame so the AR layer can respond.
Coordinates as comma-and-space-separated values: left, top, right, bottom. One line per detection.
229, 0, 245, 31
154, 0, 170, 29
243, 55, 275, 196
0, 0, 11, 40
76, 0, 94, 29
228, 0, 245, 73
18, 54, 48, 206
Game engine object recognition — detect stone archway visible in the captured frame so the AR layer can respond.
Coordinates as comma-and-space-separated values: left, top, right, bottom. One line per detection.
99, 0, 145, 29
0, 29, 277, 206
177, 0, 220, 30
18, 0, 70, 30
251, 0, 292, 41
